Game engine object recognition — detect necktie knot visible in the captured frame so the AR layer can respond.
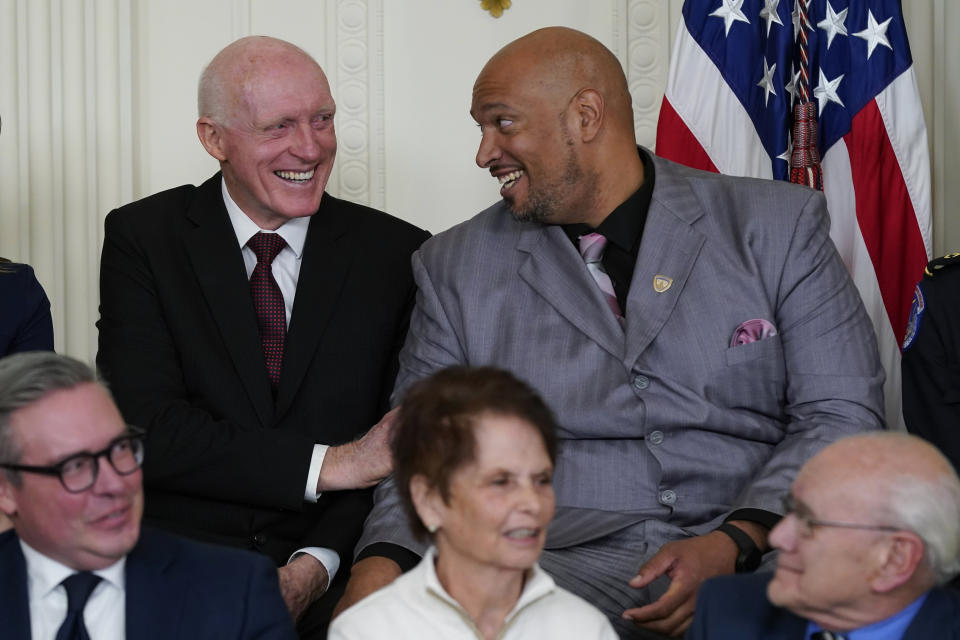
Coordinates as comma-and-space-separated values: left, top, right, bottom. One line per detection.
56, 572, 102, 640
247, 232, 287, 265
578, 232, 607, 264
811, 632, 848, 640
62, 572, 102, 612
577, 232, 623, 322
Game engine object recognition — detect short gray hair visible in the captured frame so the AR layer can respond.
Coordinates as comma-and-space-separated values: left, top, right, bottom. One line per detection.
0, 352, 100, 483
883, 471, 960, 585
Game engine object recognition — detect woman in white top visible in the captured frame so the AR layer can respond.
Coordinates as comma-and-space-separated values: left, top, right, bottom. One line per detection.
329, 366, 617, 640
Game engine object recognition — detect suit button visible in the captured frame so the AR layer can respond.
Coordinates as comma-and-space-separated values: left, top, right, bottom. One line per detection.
632, 374, 649, 391
659, 489, 677, 506
253, 533, 266, 547
648, 430, 664, 445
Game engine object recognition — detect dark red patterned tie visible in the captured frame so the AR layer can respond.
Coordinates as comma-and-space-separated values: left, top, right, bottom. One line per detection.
247, 232, 287, 393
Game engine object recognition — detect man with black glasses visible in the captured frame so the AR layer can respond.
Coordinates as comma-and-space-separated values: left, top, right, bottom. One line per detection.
0, 351, 296, 639
688, 432, 960, 639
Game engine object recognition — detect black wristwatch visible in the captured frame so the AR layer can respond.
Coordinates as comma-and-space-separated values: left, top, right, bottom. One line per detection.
715, 523, 762, 573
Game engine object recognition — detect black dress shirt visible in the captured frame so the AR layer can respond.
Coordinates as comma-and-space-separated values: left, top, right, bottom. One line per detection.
562, 147, 655, 314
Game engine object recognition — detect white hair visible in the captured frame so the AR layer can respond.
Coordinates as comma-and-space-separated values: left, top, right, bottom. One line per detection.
883, 471, 960, 585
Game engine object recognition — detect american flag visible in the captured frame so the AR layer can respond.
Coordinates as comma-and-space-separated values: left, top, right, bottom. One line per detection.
656, 0, 931, 428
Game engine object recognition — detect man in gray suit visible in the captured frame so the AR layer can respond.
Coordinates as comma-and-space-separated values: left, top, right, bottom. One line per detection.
337, 27, 884, 638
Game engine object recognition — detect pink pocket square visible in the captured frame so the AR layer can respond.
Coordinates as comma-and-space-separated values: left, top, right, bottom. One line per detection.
730, 318, 778, 347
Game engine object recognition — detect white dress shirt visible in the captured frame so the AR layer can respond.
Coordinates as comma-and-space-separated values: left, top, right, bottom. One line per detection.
222, 179, 339, 586
22, 540, 125, 640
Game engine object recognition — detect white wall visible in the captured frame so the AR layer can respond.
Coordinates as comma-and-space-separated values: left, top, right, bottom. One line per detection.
0, 0, 955, 361
380, 1, 668, 232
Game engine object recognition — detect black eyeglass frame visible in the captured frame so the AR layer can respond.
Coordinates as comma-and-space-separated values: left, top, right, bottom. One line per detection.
0, 426, 145, 493
781, 494, 902, 537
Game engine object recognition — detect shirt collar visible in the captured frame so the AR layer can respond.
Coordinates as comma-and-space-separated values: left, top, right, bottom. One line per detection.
221, 177, 309, 259
805, 592, 929, 640
20, 537, 127, 599
562, 146, 655, 252
419, 546, 556, 618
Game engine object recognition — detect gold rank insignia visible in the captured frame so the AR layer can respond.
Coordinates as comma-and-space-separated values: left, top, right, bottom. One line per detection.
923, 252, 960, 278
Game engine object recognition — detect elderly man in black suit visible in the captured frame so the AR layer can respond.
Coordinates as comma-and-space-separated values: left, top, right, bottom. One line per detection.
96, 36, 429, 638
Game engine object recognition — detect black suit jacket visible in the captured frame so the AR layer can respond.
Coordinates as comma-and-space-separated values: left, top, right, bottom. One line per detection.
0, 261, 54, 356
0, 527, 296, 639
687, 573, 960, 640
96, 173, 429, 567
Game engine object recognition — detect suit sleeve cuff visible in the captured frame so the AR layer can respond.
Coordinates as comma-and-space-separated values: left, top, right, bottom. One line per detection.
356, 542, 421, 573
303, 444, 329, 502
288, 547, 340, 591
725, 508, 782, 530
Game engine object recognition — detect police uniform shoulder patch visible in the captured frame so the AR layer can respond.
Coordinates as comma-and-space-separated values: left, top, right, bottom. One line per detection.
902, 283, 926, 351
923, 252, 960, 279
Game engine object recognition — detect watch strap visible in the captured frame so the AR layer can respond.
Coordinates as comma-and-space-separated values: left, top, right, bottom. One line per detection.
715, 522, 760, 573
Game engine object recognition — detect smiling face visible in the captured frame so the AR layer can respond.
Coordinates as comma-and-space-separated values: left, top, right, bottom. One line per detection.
0, 383, 142, 570
767, 455, 884, 621
418, 413, 556, 579
198, 45, 337, 230
470, 57, 596, 226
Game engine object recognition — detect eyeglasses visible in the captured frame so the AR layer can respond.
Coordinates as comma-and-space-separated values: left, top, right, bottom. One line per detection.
0, 427, 145, 493
781, 494, 901, 538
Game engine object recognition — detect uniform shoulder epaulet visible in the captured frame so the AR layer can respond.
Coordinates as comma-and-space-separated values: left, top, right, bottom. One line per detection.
923, 253, 960, 279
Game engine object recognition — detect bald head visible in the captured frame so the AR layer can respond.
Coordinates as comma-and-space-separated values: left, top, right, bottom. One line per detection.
803, 433, 960, 584
479, 27, 634, 135
471, 27, 643, 227
767, 433, 960, 629
194, 35, 337, 230
808, 432, 956, 493
198, 36, 325, 126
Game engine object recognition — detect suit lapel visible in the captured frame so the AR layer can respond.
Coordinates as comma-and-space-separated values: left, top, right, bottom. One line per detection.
275, 193, 354, 420
184, 176, 274, 427
753, 574, 808, 640
517, 224, 624, 359
0, 532, 31, 637
623, 156, 706, 368
777, 612, 809, 640
903, 589, 960, 639
125, 530, 182, 639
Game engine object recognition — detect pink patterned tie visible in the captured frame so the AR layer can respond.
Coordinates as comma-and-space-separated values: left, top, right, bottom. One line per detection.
247, 232, 287, 393
578, 233, 623, 321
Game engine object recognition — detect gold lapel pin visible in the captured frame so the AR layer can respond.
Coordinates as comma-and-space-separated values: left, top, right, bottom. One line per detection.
653, 275, 673, 293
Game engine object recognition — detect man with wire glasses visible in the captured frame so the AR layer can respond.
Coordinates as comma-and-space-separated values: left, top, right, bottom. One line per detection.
687, 432, 960, 640
0, 351, 296, 639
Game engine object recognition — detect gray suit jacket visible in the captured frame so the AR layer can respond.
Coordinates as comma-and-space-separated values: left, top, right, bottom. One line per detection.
357, 152, 884, 560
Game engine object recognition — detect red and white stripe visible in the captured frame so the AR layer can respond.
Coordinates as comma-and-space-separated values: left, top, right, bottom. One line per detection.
655, 24, 932, 428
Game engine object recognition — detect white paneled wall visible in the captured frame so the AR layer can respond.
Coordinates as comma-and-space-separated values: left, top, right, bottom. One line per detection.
0, 0, 955, 361
0, 0, 134, 360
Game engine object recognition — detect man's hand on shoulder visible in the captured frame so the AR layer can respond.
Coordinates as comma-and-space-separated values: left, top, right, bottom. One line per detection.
623, 522, 767, 637
333, 556, 403, 619
317, 407, 400, 492
277, 553, 329, 621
